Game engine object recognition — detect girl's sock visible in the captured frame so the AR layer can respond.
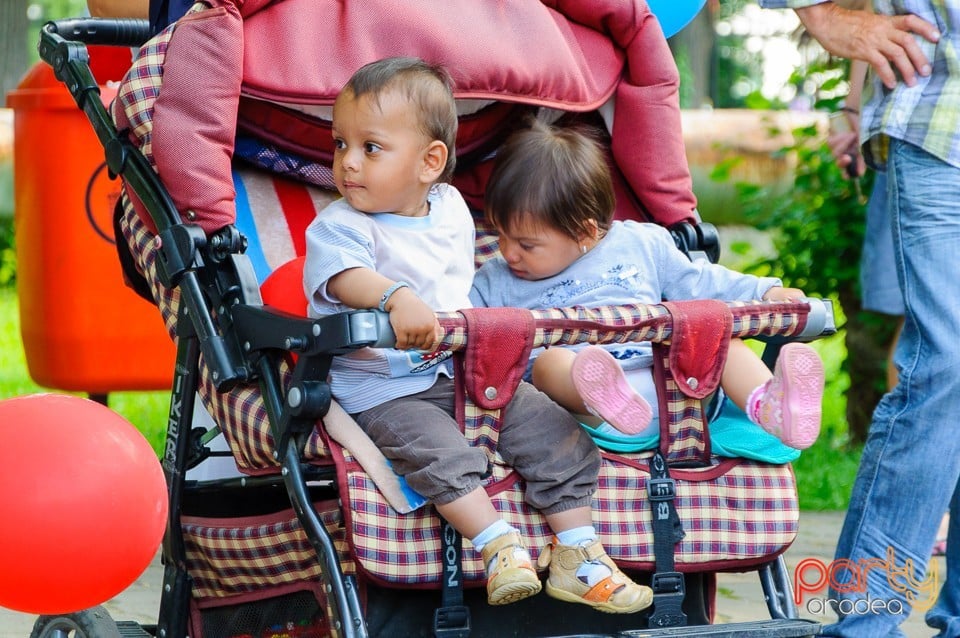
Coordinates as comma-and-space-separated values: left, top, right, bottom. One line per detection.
555, 526, 610, 585
556, 525, 598, 547
746, 381, 769, 425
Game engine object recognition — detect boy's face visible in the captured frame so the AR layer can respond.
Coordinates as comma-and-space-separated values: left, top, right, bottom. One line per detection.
331, 88, 434, 217
496, 216, 584, 281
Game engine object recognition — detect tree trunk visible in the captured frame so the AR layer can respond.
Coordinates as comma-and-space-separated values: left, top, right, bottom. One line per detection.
1, 0, 30, 103
668, 7, 716, 109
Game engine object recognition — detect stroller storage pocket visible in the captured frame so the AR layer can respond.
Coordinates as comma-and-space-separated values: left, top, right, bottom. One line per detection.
181, 499, 351, 638
191, 584, 327, 638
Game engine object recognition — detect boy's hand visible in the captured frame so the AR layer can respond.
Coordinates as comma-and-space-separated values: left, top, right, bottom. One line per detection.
384, 287, 443, 351
324, 268, 442, 350
763, 286, 806, 303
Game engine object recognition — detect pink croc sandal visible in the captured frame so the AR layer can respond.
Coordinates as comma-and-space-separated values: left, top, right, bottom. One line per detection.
570, 346, 652, 435
756, 343, 824, 450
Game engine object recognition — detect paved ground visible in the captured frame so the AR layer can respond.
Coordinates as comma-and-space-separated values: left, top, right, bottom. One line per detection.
714, 511, 936, 637
0, 511, 938, 637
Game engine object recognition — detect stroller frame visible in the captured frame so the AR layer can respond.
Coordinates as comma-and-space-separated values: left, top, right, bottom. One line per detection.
34, 18, 833, 638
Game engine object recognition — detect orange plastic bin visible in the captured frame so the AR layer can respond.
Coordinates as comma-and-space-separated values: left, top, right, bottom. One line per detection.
7, 46, 175, 394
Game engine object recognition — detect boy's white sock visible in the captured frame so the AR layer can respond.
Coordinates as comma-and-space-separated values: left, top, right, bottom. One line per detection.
470, 519, 514, 553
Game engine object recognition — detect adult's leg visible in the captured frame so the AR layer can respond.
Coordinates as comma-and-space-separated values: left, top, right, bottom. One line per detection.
927, 481, 960, 635
822, 140, 960, 637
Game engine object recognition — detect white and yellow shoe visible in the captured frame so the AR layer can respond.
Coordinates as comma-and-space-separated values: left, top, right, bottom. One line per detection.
480, 531, 542, 605
537, 537, 652, 614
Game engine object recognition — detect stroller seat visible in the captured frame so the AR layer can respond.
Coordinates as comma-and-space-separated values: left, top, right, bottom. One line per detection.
35, 3, 832, 636
118, 169, 821, 636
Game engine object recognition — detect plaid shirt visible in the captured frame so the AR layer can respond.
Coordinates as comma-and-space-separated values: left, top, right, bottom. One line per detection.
760, 0, 960, 170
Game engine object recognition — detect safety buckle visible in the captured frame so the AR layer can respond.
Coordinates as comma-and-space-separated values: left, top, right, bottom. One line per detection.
648, 571, 687, 628
648, 477, 676, 501
433, 604, 471, 638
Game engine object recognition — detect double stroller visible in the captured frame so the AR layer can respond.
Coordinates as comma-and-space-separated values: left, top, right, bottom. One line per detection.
33, 2, 834, 636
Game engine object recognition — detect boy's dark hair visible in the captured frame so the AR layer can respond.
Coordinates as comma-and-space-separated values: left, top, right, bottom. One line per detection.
485, 118, 615, 240
344, 56, 458, 183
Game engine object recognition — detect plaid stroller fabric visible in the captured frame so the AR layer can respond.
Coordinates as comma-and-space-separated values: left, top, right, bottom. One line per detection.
113, 2, 810, 602
123, 194, 805, 592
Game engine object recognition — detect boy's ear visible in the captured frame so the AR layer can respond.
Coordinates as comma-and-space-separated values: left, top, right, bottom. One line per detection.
421, 140, 448, 182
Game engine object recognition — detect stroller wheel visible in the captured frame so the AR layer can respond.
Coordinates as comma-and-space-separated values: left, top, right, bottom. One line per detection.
30, 606, 122, 638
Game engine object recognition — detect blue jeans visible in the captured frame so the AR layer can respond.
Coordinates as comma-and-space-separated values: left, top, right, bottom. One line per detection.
821, 140, 960, 637
859, 172, 905, 316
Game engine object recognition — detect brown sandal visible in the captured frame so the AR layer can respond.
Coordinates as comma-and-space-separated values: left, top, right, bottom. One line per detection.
537, 537, 652, 614
480, 531, 542, 605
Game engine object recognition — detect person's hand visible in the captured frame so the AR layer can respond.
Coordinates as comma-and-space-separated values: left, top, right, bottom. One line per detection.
828, 112, 866, 178
795, 3, 940, 89
830, 137, 866, 178
763, 286, 806, 302
384, 287, 443, 351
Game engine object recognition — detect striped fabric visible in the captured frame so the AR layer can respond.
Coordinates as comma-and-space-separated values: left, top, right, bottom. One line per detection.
473, 216, 501, 268
231, 168, 336, 282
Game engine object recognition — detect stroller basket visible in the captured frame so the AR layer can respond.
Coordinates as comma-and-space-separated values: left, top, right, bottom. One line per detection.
34, 14, 834, 638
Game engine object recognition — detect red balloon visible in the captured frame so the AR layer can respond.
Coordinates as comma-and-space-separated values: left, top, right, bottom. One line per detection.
0, 394, 168, 614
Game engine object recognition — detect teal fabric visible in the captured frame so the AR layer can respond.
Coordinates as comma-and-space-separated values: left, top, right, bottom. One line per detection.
582, 397, 800, 464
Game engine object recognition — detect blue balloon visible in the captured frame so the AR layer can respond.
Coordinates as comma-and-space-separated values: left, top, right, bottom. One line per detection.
647, 0, 708, 39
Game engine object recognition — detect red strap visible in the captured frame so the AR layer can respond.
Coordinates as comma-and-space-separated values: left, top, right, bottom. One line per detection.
662, 300, 732, 399
457, 308, 535, 410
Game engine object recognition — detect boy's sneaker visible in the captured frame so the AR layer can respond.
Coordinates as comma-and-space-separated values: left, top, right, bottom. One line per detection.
481, 531, 542, 605
571, 346, 653, 435
536, 537, 652, 614
755, 342, 824, 449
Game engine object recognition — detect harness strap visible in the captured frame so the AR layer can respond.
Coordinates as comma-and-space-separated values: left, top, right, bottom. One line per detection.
433, 516, 471, 638
647, 450, 687, 629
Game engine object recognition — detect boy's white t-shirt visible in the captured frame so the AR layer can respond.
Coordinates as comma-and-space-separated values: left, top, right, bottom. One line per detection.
304, 184, 475, 413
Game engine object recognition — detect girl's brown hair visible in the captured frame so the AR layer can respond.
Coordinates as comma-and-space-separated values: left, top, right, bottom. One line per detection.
485, 118, 615, 240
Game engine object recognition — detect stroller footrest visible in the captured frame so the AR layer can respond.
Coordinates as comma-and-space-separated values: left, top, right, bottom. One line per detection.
622, 618, 821, 637
116, 622, 154, 637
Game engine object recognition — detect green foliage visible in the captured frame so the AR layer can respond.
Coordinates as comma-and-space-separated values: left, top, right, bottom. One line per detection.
673, 45, 697, 110
0, 217, 15, 288
789, 55, 851, 113
27, 0, 89, 62
729, 50, 896, 447
713, 0, 760, 108
739, 125, 873, 300
0, 287, 168, 455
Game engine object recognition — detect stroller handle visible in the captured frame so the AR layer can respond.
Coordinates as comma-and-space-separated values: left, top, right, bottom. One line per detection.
43, 18, 153, 48
797, 297, 835, 339
346, 297, 837, 353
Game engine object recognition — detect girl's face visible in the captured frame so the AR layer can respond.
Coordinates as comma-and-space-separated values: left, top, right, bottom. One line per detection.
496, 215, 586, 281
331, 88, 436, 217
